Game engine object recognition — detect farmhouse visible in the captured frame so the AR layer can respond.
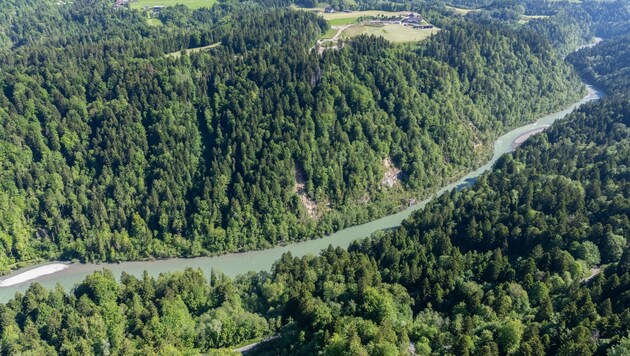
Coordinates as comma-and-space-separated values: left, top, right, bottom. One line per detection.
402, 12, 423, 24
152, 5, 165, 14
113, 0, 129, 8
324, 6, 335, 13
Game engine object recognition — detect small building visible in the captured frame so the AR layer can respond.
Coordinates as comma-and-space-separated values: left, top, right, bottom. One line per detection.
113, 0, 129, 8
324, 6, 335, 13
152, 5, 165, 14
402, 12, 423, 25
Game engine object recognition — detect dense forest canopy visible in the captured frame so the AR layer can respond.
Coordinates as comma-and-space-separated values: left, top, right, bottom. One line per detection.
427, 0, 630, 57
0, 0, 629, 354
1, 94, 628, 355
568, 34, 630, 97
0, 0, 586, 270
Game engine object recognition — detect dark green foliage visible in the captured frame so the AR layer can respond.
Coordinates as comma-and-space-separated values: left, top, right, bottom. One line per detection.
568, 34, 630, 96
523, 7, 592, 57
0, 0, 584, 270
2, 93, 629, 356
0, 268, 270, 354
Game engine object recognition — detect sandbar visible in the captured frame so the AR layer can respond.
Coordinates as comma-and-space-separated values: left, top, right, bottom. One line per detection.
0, 264, 68, 287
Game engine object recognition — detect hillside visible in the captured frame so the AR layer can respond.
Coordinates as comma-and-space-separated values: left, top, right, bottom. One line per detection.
568, 34, 630, 96
1, 91, 628, 356
0, 0, 584, 269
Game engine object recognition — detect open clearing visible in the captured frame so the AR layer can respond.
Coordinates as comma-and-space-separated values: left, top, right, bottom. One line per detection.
321, 28, 338, 39
165, 42, 221, 58
445, 5, 479, 15
322, 10, 408, 25
130, 0, 216, 10
147, 18, 163, 26
294, 7, 409, 25
341, 23, 439, 43
518, 15, 550, 24
300, 7, 438, 44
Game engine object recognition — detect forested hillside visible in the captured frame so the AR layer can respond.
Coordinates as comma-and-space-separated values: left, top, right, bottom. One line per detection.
1, 92, 628, 355
568, 34, 630, 97
445, 0, 629, 57
0, 0, 585, 270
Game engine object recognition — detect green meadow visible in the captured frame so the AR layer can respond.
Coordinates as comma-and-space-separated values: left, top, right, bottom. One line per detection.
130, 0, 216, 10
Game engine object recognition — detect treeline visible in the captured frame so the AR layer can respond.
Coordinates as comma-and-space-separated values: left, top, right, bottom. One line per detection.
568, 34, 630, 96
0, 0, 585, 269
448, 0, 629, 57
0, 0, 152, 51
523, 0, 630, 56
256, 95, 630, 354
1, 95, 628, 355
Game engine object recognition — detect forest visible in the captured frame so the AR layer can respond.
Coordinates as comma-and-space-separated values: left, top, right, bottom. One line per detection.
0, 0, 587, 270
1, 90, 628, 355
568, 34, 630, 97
0, 0, 629, 354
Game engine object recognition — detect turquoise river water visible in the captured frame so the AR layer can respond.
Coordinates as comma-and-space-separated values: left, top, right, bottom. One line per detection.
0, 83, 603, 303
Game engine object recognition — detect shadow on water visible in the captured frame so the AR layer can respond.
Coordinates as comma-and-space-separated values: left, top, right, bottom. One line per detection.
456, 177, 478, 192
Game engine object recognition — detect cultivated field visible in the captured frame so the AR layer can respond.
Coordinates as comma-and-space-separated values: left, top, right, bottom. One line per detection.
341, 23, 439, 43
299, 7, 437, 43
130, 0, 216, 10
322, 10, 408, 25
294, 7, 409, 25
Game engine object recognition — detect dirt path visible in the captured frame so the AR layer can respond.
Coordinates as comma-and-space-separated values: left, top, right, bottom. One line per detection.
233, 335, 278, 354
581, 267, 602, 283
315, 24, 352, 53
165, 42, 220, 58
330, 24, 352, 41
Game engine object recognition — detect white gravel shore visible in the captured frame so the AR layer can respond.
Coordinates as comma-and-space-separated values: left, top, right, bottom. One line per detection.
0, 264, 68, 287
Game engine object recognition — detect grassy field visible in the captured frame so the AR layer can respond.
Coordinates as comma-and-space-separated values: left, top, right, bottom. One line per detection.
146, 18, 163, 26
294, 7, 408, 26
321, 28, 338, 39
445, 5, 478, 15
518, 15, 550, 24
130, 0, 216, 10
322, 10, 407, 22
341, 23, 439, 43
326, 17, 360, 26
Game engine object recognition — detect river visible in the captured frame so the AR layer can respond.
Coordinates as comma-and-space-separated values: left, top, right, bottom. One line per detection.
0, 83, 603, 303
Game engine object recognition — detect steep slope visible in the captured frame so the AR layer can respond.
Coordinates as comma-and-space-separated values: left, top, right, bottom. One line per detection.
1, 93, 628, 356
0, 0, 583, 268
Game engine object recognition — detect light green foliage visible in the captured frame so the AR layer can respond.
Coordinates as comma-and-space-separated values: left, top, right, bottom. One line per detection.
0, 0, 629, 354
131, 0, 216, 10
2, 98, 630, 356
608, 334, 630, 356
0, 0, 585, 271
496, 319, 525, 354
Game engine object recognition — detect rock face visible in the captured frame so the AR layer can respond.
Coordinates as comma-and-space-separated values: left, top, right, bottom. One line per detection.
381, 157, 401, 188
294, 163, 318, 218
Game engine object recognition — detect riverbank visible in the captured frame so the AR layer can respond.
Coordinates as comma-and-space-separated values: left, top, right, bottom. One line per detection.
0, 264, 68, 287
0, 83, 602, 302
511, 126, 549, 150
